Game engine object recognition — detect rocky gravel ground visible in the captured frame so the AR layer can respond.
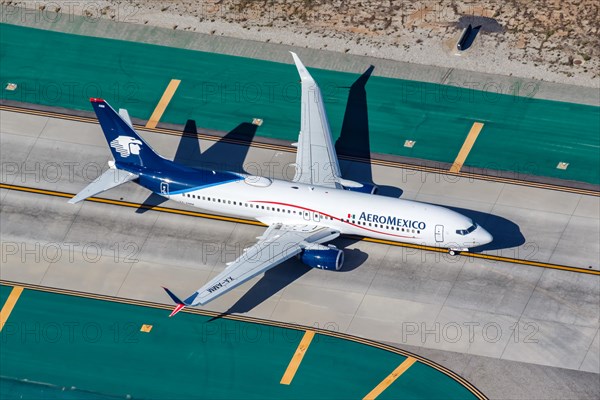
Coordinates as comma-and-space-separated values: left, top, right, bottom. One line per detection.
3, 0, 599, 87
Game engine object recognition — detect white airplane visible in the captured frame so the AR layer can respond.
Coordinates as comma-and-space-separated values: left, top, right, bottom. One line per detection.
70, 52, 492, 316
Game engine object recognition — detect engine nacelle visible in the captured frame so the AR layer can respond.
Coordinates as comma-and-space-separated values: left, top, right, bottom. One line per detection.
300, 246, 344, 271
344, 182, 378, 195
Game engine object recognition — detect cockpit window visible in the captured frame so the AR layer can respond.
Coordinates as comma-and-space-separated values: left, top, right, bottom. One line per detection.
456, 223, 478, 236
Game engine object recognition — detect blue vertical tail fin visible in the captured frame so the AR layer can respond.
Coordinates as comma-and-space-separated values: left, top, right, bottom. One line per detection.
90, 98, 165, 168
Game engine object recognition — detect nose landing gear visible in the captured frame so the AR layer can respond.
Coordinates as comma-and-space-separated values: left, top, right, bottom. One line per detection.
448, 248, 468, 256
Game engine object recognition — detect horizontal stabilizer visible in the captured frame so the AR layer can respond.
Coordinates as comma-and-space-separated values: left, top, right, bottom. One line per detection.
68, 168, 138, 204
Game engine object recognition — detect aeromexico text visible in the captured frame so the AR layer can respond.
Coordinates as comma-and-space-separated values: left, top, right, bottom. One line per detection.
354, 212, 427, 230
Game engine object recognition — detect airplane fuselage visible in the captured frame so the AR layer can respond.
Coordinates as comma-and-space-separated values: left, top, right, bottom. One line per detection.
130, 162, 491, 251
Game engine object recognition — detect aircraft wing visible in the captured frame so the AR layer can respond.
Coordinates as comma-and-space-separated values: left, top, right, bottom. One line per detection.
68, 166, 138, 204
290, 52, 343, 190
164, 223, 340, 314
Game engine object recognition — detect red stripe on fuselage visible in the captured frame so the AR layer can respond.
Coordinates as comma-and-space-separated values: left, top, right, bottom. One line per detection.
250, 200, 419, 240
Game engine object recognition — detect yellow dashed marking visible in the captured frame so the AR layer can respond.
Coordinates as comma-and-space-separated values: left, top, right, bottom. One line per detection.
146, 79, 181, 129
450, 122, 484, 173
363, 357, 417, 399
280, 330, 315, 385
0, 286, 24, 332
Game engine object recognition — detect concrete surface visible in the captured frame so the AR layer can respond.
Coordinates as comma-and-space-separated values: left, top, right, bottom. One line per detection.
1, 110, 599, 399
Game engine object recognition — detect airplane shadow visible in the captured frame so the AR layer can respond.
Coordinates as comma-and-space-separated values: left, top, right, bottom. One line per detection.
135, 192, 168, 214
446, 205, 526, 252
335, 65, 403, 198
330, 236, 369, 272
207, 259, 311, 321
332, 66, 523, 253
207, 238, 368, 320
136, 119, 258, 213
175, 121, 259, 172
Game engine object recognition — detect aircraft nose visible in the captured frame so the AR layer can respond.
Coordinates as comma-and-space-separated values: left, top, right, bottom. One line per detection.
477, 227, 493, 245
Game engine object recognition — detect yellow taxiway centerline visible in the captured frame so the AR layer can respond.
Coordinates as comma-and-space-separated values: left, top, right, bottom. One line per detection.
280, 330, 316, 385
450, 122, 485, 173
1, 182, 598, 276
0, 286, 24, 332
363, 356, 417, 399
146, 79, 181, 129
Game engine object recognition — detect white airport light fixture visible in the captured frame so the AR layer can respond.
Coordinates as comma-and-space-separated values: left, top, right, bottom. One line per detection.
252, 118, 263, 126
5, 83, 17, 91
404, 140, 416, 148
556, 162, 569, 170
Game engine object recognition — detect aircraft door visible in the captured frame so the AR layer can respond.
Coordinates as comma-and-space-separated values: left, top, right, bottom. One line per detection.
313, 212, 320, 222
160, 181, 169, 196
435, 225, 444, 242
303, 211, 311, 221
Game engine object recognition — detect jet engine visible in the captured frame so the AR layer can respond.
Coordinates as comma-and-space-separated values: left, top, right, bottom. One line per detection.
300, 245, 344, 271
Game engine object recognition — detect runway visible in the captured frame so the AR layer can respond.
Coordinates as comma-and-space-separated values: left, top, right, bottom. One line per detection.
1, 107, 599, 400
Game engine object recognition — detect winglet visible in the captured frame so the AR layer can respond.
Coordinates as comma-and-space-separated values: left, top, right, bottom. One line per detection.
289, 52, 314, 82
162, 287, 186, 317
